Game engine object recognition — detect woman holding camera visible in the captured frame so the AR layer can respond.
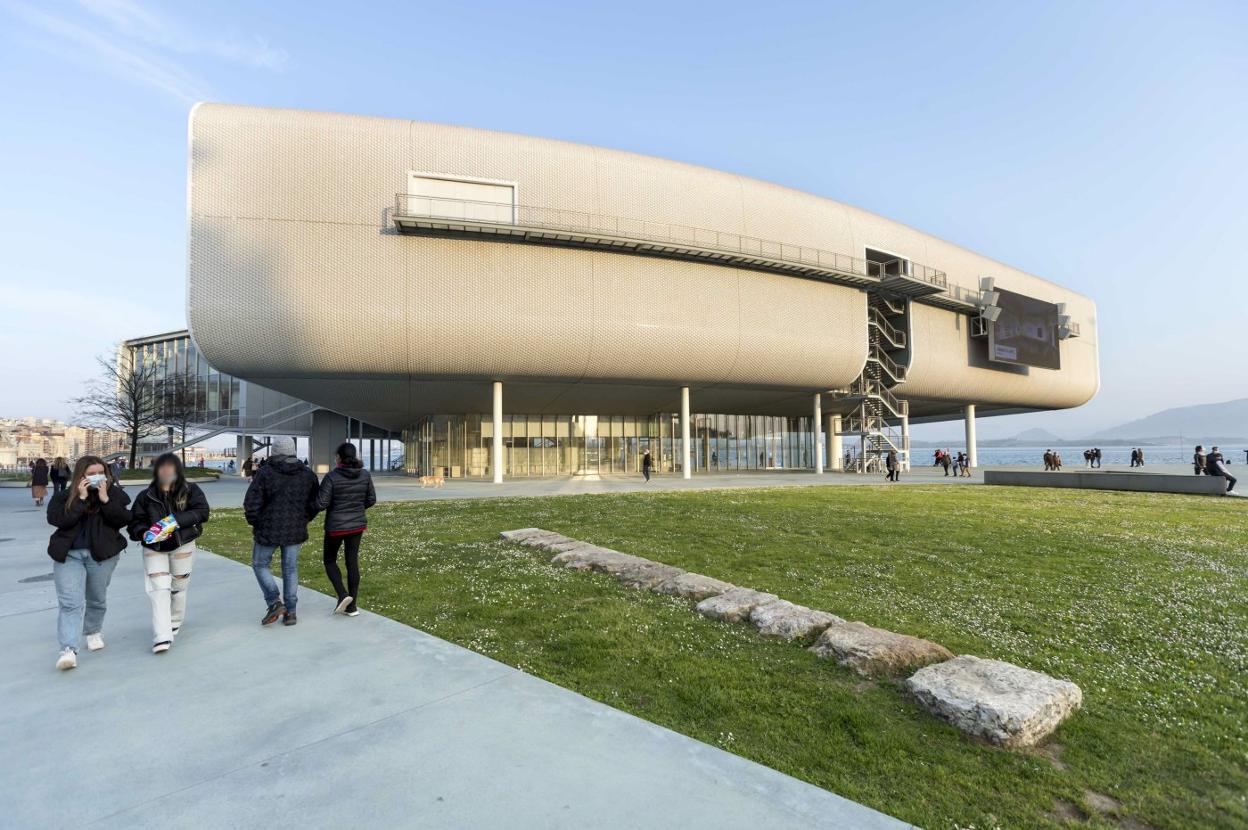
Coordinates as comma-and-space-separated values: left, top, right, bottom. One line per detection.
45, 455, 132, 671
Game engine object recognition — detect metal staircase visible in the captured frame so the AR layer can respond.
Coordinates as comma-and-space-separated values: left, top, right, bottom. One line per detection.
833, 292, 913, 473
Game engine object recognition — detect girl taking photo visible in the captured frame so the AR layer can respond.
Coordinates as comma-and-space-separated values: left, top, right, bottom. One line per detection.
315, 442, 376, 616
128, 453, 211, 653
45, 456, 131, 671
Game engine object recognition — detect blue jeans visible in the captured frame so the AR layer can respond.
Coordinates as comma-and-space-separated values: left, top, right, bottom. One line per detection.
252, 543, 300, 612
53, 548, 119, 652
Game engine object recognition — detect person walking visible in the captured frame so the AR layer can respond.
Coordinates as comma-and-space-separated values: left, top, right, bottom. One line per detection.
642, 450, 653, 482
45, 456, 131, 671
49, 457, 71, 495
242, 457, 254, 481
1207, 446, 1237, 493
1193, 445, 1207, 475
1043, 450, 1053, 471
30, 458, 50, 506
940, 451, 952, 477
315, 442, 376, 617
884, 449, 899, 481
243, 437, 319, 626
1093, 447, 1102, 468
127, 453, 211, 653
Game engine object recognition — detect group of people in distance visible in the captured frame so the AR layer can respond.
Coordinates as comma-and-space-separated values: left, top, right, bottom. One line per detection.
1128, 447, 1146, 466
42, 437, 375, 671
931, 448, 971, 477
1081, 447, 1103, 467
1193, 445, 1237, 493
1043, 449, 1064, 470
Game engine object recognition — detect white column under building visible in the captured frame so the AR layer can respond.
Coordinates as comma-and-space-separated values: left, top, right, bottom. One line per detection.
492, 381, 504, 484
964, 403, 977, 469
901, 412, 911, 471
680, 386, 691, 480
829, 415, 843, 471
813, 393, 823, 475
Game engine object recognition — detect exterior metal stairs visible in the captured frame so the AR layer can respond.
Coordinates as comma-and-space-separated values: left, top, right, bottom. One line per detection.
833, 293, 912, 473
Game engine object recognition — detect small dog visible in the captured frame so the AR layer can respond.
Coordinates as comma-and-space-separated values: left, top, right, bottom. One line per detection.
419, 475, 445, 488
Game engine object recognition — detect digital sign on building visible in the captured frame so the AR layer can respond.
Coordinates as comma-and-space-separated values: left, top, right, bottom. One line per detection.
988, 288, 1061, 370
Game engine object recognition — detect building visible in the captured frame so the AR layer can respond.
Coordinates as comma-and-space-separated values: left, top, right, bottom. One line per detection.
176, 103, 1097, 479
0, 419, 129, 466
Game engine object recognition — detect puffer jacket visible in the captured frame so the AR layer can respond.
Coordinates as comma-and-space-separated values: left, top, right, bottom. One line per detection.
243, 456, 320, 546
46, 485, 132, 562
315, 464, 377, 535
128, 482, 211, 552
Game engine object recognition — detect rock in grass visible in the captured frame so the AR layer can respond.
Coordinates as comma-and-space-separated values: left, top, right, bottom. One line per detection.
613, 560, 685, 590
696, 588, 779, 623
654, 572, 735, 601
500, 528, 572, 548
550, 546, 644, 572
905, 655, 1082, 748
750, 600, 843, 641
810, 621, 952, 677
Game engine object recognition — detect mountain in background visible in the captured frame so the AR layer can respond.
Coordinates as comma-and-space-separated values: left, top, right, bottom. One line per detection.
1086, 398, 1248, 443
1004, 427, 1066, 445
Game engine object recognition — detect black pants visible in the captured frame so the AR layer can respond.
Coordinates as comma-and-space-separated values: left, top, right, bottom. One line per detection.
52, 480, 67, 494
643, 467, 651, 481
323, 532, 362, 603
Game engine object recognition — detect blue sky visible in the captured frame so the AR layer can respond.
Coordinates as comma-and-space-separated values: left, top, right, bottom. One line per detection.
1, 0, 1245, 440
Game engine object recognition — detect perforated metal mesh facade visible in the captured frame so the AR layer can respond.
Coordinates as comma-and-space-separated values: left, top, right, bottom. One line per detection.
188, 104, 1098, 428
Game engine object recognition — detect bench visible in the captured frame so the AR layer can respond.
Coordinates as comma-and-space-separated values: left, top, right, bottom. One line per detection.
983, 470, 1230, 496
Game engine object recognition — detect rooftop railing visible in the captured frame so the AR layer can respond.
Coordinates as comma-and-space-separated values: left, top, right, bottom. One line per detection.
393, 193, 951, 295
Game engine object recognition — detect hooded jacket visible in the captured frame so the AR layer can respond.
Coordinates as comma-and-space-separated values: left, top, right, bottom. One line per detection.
46, 484, 132, 562
128, 481, 211, 552
243, 455, 320, 546
315, 464, 377, 535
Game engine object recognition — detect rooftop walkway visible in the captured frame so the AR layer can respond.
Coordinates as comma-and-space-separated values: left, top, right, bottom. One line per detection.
0, 486, 912, 829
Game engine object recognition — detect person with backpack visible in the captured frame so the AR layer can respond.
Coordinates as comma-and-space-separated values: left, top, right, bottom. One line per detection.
127, 453, 211, 653
243, 437, 320, 626
45, 456, 131, 671
315, 442, 377, 617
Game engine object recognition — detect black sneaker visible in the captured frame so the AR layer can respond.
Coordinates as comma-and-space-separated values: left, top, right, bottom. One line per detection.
283, 612, 298, 626
261, 601, 285, 626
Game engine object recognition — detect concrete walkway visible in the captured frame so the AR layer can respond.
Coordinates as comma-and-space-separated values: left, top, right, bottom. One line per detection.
0, 487, 912, 829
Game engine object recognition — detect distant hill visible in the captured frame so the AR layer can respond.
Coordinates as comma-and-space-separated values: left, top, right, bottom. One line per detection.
1003, 427, 1066, 445
1087, 398, 1248, 443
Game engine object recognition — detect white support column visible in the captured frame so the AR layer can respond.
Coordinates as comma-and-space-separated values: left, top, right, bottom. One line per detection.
492, 381, 504, 484
813, 394, 824, 475
964, 404, 977, 469
680, 386, 691, 480
901, 412, 911, 472
829, 415, 843, 471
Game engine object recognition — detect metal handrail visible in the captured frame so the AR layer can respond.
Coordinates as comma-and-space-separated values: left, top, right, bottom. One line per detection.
394, 193, 947, 287
869, 347, 906, 382
868, 306, 906, 347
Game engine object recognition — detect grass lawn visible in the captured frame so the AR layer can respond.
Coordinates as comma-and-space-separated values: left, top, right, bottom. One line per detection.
199, 484, 1247, 830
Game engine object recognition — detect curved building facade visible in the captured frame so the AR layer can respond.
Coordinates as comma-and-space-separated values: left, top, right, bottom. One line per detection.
187, 104, 1098, 477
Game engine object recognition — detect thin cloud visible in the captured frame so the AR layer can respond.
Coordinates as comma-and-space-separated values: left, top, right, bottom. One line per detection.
76, 0, 289, 70
1, 0, 288, 106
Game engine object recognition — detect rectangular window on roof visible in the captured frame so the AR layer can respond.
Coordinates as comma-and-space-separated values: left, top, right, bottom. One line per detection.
406, 172, 515, 224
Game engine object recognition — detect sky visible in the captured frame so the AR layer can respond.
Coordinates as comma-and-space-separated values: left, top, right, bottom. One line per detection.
1, 0, 1245, 441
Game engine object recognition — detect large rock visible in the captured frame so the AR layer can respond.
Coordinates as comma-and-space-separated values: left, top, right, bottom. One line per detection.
551, 546, 646, 572
750, 600, 842, 641
810, 621, 953, 677
654, 572, 735, 601
696, 588, 779, 623
905, 655, 1083, 747
613, 560, 686, 590
500, 528, 572, 548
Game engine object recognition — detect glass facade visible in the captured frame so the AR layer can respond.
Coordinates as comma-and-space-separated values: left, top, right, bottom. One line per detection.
403, 413, 816, 478
128, 335, 242, 429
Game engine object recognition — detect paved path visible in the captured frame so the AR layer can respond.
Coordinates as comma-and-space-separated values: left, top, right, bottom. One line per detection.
0, 487, 912, 829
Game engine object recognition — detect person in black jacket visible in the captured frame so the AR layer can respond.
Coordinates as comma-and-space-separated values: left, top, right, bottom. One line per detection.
315, 442, 377, 616
45, 455, 131, 671
244, 437, 319, 626
127, 453, 211, 653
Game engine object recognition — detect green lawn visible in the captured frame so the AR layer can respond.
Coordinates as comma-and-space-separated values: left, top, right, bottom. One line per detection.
199, 485, 1247, 830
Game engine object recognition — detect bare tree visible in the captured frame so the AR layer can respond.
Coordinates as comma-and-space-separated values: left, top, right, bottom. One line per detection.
71, 348, 162, 471
157, 371, 201, 464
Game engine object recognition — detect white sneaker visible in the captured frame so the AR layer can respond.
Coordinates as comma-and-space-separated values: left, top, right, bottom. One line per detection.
152, 641, 171, 654
56, 648, 77, 671
86, 633, 105, 651
334, 596, 354, 615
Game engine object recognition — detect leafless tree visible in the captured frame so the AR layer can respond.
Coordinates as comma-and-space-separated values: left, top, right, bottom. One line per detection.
71, 349, 162, 471
157, 371, 201, 464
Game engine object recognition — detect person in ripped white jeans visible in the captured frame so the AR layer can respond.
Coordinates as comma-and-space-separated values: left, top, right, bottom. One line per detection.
128, 453, 211, 653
